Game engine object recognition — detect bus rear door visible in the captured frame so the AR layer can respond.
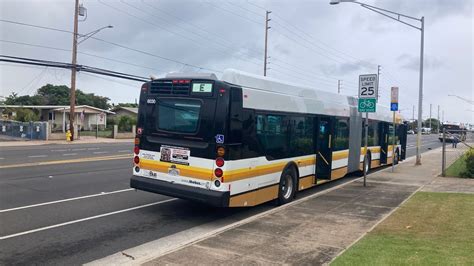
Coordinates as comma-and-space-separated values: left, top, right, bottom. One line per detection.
379, 122, 389, 164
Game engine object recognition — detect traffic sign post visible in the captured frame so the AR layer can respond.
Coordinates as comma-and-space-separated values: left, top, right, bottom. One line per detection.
391, 87, 399, 173
359, 74, 378, 187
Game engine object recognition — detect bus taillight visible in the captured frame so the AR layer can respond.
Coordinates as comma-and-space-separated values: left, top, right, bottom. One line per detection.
134, 146, 140, 155
214, 168, 223, 178
215, 157, 224, 167
134, 156, 140, 165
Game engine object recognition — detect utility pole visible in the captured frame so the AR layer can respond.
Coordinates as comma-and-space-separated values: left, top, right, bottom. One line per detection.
442, 110, 445, 123
69, 0, 79, 141
337, 80, 341, 94
437, 105, 440, 133
412, 105, 415, 121
263, 10, 271, 76
377, 65, 381, 101
429, 103, 432, 131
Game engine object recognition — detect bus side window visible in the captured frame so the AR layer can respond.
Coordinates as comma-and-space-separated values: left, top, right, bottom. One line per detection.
334, 118, 349, 151
256, 114, 289, 160
229, 87, 242, 144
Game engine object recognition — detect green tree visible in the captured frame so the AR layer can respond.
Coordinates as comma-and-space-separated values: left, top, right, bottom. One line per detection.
5, 93, 44, 105
424, 118, 440, 131
37, 84, 70, 105
7, 84, 111, 110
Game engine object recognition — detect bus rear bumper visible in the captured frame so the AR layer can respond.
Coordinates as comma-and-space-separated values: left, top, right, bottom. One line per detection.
130, 176, 230, 207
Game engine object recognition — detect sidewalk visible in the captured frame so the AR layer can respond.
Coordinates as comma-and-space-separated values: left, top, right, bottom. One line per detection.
142, 145, 471, 265
0, 136, 132, 147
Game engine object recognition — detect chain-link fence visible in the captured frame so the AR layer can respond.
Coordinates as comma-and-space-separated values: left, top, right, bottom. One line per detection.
441, 128, 473, 177
0, 120, 48, 140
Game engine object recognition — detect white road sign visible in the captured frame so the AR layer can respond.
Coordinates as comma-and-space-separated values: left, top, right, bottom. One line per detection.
359, 74, 378, 99
391, 87, 399, 103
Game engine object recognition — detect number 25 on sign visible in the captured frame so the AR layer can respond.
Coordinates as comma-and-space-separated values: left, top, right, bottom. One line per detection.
359, 74, 378, 99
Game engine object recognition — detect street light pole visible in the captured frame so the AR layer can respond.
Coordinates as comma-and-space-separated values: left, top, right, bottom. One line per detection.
330, 0, 425, 165
415, 16, 424, 165
69, 0, 79, 141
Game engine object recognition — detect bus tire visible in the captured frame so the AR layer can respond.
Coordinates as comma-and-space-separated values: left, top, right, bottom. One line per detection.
277, 167, 296, 205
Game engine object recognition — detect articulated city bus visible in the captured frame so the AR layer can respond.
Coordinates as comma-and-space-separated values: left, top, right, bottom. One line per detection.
439, 122, 466, 142
131, 69, 407, 207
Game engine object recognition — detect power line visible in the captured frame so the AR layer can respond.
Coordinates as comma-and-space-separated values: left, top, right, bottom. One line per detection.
99, 0, 261, 68
245, 1, 409, 87
119, 0, 262, 67
141, 0, 264, 56
0, 39, 161, 73
80, 72, 139, 89
202, 1, 264, 26
0, 55, 149, 82
17, 67, 49, 95
0, 19, 73, 34
0, 19, 222, 73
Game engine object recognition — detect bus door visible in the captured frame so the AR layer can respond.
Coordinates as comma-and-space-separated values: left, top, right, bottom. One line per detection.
379, 122, 389, 164
316, 117, 333, 179
398, 123, 407, 160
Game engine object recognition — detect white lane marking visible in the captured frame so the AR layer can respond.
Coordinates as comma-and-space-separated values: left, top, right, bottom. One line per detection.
72, 148, 86, 151
118, 150, 130, 153
0, 188, 134, 213
0, 199, 177, 240
0, 157, 5, 160
87, 148, 100, 151
28, 155, 47, 158
51, 149, 68, 152
63, 153, 78, 156
93, 151, 108, 154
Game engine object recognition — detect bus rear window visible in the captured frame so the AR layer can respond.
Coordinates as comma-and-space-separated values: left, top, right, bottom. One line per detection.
157, 99, 201, 133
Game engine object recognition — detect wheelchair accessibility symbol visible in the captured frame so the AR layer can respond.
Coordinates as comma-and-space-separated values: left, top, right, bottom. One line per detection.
215, 134, 225, 144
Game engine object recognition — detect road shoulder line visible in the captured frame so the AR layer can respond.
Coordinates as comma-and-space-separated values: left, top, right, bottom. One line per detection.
0, 188, 134, 213
0, 199, 176, 240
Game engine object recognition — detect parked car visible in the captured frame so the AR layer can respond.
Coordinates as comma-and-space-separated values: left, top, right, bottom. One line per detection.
407, 130, 415, 134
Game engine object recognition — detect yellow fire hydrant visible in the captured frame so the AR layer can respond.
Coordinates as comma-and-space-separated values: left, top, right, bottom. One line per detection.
66, 130, 72, 142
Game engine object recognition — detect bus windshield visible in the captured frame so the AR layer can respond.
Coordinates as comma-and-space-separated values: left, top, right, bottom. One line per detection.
157, 99, 201, 133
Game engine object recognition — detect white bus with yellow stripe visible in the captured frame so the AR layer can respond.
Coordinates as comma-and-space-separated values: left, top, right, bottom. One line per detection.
131, 69, 407, 207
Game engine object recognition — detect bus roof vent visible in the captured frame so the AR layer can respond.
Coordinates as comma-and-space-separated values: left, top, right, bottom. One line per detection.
165, 72, 218, 80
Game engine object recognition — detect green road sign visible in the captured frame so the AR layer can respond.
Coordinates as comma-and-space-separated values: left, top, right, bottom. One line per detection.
358, 98, 376, 112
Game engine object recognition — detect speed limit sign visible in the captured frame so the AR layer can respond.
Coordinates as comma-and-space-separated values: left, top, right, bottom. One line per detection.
359, 74, 378, 99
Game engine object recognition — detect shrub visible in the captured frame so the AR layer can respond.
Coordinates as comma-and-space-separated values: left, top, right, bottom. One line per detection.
15, 108, 39, 122
461, 148, 474, 178
118, 115, 137, 132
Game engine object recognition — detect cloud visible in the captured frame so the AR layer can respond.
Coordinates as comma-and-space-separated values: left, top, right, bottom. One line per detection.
376, 0, 472, 20
397, 53, 446, 71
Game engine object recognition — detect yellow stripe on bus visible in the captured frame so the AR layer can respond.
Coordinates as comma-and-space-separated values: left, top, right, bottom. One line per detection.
139, 159, 212, 180
139, 156, 316, 183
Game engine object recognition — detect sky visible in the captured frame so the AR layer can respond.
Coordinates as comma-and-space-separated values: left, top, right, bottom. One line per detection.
0, 0, 472, 123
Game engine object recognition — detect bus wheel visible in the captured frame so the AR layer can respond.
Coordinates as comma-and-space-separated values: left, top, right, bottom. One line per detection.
363, 153, 371, 175
278, 167, 296, 205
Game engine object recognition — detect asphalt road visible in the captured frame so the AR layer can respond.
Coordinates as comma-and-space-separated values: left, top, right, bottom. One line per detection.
0, 142, 134, 165
0, 135, 443, 264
